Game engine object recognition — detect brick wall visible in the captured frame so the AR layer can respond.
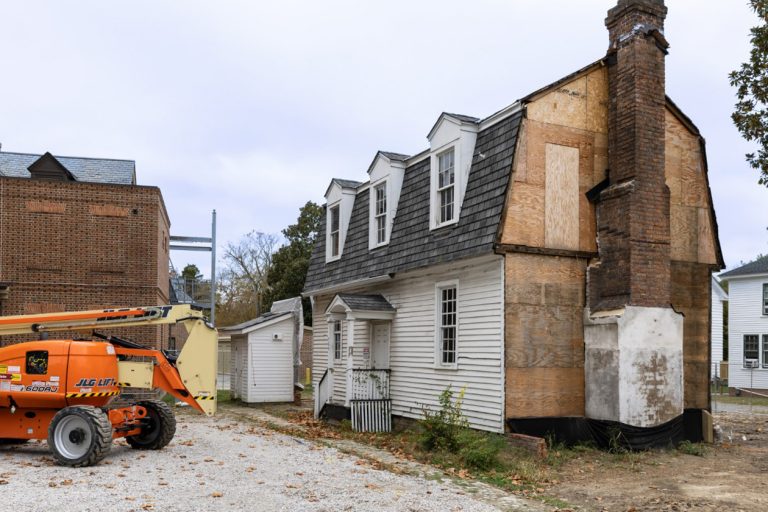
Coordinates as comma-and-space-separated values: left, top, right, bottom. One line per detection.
0, 177, 170, 347
589, 0, 672, 312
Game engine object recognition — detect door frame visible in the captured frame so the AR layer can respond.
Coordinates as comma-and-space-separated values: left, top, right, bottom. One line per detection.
369, 321, 391, 370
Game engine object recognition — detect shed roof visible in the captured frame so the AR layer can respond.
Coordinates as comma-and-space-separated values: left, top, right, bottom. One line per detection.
720, 255, 768, 280
0, 151, 136, 185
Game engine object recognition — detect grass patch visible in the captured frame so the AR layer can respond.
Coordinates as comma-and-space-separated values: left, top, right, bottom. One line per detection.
677, 440, 708, 457
713, 395, 768, 407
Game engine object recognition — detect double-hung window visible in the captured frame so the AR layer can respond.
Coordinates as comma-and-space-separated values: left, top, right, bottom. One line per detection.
329, 205, 340, 257
436, 283, 458, 367
744, 334, 759, 367
763, 283, 768, 316
763, 335, 768, 369
374, 183, 387, 245
333, 320, 342, 361
437, 149, 455, 225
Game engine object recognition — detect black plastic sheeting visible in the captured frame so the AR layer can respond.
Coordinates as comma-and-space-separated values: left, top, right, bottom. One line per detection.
507, 409, 704, 450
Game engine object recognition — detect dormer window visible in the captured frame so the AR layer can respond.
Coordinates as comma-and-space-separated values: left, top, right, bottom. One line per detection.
329, 205, 340, 257
427, 113, 478, 231
437, 149, 455, 224
374, 182, 388, 245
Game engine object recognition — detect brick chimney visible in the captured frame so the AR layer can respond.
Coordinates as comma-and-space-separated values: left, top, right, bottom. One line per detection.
583, 0, 684, 429
589, 0, 670, 312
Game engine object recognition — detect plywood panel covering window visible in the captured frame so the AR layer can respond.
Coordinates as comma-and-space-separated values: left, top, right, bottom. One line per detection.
544, 143, 579, 250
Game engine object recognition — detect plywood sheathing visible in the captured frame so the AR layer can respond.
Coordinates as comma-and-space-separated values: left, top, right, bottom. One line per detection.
544, 144, 580, 250
671, 260, 711, 410
665, 109, 718, 266
502, 66, 608, 255
505, 253, 587, 418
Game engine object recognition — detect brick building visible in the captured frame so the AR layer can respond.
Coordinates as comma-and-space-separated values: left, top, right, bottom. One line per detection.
0, 150, 171, 347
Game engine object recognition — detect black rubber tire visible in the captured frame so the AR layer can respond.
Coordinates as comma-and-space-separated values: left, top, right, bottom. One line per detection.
47, 406, 112, 467
0, 438, 29, 445
126, 400, 176, 450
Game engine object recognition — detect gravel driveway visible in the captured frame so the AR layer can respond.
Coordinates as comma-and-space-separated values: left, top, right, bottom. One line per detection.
0, 412, 519, 512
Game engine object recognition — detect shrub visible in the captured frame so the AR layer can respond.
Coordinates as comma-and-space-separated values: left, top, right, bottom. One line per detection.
418, 386, 468, 451
457, 429, 504, 471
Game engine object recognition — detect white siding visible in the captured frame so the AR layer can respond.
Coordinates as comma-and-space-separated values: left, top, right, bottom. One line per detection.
230, 336, 249, 401
246, 316, 295, 403
727, 276, 768, 389
711, 286, 725, 375
311, 255, 504, 432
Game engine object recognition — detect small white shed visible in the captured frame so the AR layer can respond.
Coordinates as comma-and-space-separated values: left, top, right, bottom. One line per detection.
220, 297, 304, 403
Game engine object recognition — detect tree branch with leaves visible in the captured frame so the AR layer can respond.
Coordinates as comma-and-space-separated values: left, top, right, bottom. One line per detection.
730, 0, 768, 186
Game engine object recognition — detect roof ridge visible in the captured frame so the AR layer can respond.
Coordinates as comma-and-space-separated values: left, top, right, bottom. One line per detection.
0, 151, 135, 164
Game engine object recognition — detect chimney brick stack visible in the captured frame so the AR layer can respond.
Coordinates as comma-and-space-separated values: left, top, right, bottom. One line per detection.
589, 0, 671, 312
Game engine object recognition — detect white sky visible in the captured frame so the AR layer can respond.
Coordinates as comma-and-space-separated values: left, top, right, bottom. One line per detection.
1, 0, 765, 276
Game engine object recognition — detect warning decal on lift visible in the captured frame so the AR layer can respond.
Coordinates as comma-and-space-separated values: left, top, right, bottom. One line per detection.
0, 374, 24, 382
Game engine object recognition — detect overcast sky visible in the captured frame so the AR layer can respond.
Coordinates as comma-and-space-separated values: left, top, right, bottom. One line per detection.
1, 0, 765, 277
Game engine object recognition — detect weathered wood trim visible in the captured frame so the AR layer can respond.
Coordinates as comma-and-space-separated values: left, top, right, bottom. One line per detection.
494, 243, 597, 260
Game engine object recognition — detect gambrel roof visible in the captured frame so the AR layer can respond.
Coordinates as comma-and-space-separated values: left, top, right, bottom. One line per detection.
304, 110, 522, 294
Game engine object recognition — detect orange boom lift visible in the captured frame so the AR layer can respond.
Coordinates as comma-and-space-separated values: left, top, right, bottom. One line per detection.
0, 305, 217, 466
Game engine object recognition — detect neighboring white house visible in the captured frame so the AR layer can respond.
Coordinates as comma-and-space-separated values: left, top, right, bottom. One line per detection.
220, 297, 304, 403
711, 276, 728, 381
720, 256, 768, 392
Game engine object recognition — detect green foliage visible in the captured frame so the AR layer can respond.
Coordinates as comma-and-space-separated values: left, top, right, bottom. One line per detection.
730, 0, 768, 186
677, 440, 707, 457
456, 429, 504, 471
263, 201, 323, 325
181, 264, 201, 280
418, 386, 469, 451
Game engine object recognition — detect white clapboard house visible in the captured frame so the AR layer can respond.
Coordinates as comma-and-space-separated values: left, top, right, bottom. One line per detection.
720, 256, 768, 393
711, 276, 728, 382
304, 0, 722, 445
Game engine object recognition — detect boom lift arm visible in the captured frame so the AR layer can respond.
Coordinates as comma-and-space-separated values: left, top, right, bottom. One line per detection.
0, 305, 218, 415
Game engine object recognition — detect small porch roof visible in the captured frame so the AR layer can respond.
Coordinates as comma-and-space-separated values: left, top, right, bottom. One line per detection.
325, 293, 395, 320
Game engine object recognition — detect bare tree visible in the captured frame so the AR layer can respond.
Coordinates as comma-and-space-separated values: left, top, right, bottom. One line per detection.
220, 231, 280, 322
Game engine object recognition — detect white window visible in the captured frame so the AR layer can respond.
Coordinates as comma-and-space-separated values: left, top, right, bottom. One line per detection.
763, 335, 768, 368
333, 320, 342, 361
374, 182, 387, 245
744, 334, 759, 367
329, 205, 340, 257
436, 282, 458, 368
436, 149, 455, 225
763, 283, 768, 315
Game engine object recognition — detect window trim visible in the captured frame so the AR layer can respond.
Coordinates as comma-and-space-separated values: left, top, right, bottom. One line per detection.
327, 203, 341, 261
435, 148, 457, 228
370, 180, 389, 248
763, 335, 768, 369
332, 320, 343, 362
434, 280, 459, 369
744, 334, 760, 368
763, 283, 768, 316
430, 146, 460, 230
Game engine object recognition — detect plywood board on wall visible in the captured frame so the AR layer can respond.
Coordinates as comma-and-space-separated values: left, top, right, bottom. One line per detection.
506, 367, 585, 418
545, 144, 580, 250
501, 182, 545, 247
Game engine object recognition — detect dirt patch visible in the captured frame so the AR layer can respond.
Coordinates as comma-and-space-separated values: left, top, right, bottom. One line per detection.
547, 412, 768, 511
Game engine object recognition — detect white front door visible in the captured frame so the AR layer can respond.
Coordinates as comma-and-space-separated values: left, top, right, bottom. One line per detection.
371, 322, 390, 369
